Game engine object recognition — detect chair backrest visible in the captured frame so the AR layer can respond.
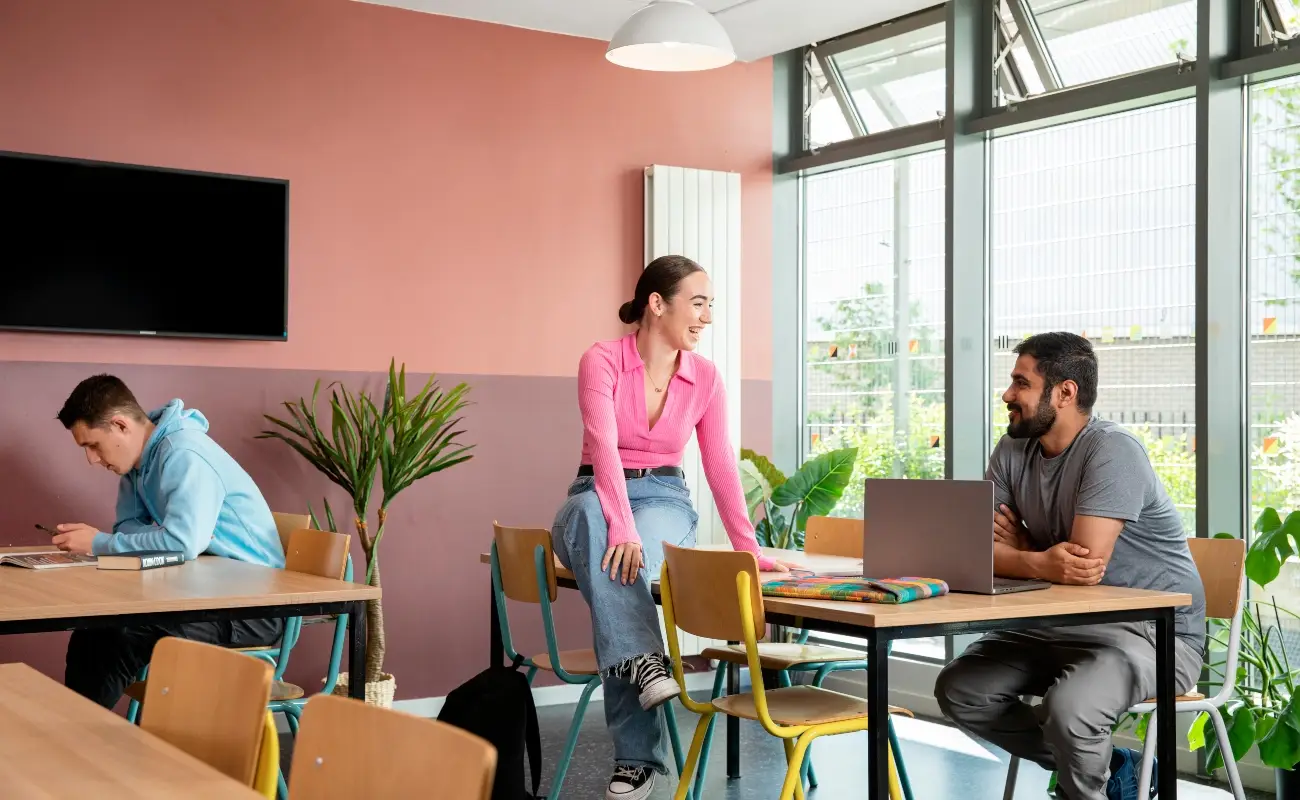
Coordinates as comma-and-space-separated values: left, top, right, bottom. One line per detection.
273, 512, 312, 553
289, 695, 497, 800
493, 522, 556, 603
142, 637, 273, 786
662, 543, 764, 641
804, 515, 864, 558
285, 528, 351, 580
1188, 537, 1246, 620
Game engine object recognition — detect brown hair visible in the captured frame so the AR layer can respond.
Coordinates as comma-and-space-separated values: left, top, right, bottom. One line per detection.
618, 255, 705, 325
57, 374, 147, 429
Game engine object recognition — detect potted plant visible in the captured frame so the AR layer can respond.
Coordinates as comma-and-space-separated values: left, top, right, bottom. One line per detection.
1173, 507, 1300, 798
738, 447, 858, 549
260, 361, 473, 707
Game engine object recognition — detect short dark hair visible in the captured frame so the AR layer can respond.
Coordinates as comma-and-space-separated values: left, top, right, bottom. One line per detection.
1013, 332, 1098, 413
57, 375, 147, 429
618, 255, 706, 325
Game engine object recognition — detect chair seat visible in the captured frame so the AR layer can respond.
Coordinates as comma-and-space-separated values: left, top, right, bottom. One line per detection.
532, 649, 599, 676
702, 643, 866, 670
125, 678, 304, 704
1138, 691, 1206, 704
233, 645, 278, 654
711, 685, 912, 726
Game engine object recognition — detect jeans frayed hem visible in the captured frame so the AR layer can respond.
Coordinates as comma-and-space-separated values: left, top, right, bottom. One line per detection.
601, 652, 671, 681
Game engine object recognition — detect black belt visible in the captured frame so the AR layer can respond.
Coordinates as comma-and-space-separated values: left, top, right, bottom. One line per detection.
577, 465, 684, 480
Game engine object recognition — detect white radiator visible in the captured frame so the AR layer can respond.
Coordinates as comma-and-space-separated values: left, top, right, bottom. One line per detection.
644, 165, 743, 656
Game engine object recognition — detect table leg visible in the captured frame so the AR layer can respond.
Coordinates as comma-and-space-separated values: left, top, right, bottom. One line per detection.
490, 576, 504, 667
727, 641, 740, 780
348, 600, 368, 701
1156, 608, 1177, 799
867, 629, 890, 800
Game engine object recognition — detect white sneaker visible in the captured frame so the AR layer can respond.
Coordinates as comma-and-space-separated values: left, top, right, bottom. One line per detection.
626, 654, 679, 711
607, 765, 656, 800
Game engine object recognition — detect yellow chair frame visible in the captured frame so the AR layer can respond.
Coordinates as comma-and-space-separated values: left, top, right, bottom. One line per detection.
660, 545, 904, 800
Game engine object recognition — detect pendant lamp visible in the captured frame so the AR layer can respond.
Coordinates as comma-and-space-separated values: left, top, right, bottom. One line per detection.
606, 0, 736, 72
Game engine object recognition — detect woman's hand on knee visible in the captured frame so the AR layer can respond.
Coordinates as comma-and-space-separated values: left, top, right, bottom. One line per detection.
602, 542, 643, 585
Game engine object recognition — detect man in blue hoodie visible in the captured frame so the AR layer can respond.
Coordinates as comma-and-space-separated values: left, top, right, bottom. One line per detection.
53, 374, 287, 708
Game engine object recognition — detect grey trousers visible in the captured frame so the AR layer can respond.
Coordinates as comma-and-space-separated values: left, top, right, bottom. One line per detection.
934, 622, 1203, 800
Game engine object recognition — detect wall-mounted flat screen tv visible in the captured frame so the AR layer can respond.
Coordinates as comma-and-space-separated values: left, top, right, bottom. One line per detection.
0, 150, 288, 340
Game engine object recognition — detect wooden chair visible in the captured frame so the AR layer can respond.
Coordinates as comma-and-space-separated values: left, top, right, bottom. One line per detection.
124, 510, 312, 725
140, 637, 276, 797
287, 694, 496, 799
694, 516, 913, 798
490, 522, 687, 799
661, 543, 908, 800
1001, 537, 1247, 800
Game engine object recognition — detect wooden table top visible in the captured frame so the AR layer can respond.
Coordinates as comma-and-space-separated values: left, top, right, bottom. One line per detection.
0, 550, 379, 622
479, 547, 1191, 629
0, 662, 262, 798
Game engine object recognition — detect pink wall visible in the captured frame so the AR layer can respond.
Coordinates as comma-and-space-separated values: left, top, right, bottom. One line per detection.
0, 0, 775, 697
0, 0, 773, 380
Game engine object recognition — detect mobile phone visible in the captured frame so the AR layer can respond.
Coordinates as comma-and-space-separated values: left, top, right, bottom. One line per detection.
35, 524, 58, 537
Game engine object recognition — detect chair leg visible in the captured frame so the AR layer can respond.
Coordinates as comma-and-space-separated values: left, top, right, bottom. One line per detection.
691, 662, 728, 800
276, 766, 289, 800
778, 670, 819, 790
782, 738, 807, 800
1002, 755, 1020, 800
663, 701, 689, 799
675, 713, 715, 800
887, 717, 913, 800
1205, 707, 1246, 800
548, 679, 599, 800
526, 666, 538, 685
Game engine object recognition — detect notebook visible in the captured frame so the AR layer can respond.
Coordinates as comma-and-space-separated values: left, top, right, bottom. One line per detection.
97, 551, 185, 571
761, 575, 949, 604
0, 551, 98, 569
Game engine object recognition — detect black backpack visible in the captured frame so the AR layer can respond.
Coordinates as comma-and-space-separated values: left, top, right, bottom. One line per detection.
438, 656, 542, 800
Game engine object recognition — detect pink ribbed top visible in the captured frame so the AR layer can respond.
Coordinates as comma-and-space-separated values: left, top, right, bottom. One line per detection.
577, 333, 773, 570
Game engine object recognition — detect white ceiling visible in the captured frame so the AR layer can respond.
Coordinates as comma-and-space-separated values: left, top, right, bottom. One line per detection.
354, 0, 934, 62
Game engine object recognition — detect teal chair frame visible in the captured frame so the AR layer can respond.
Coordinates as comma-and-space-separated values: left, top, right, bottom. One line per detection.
491, 540, 691, 800
266, 554, 353, 799
687, 628, 914, 800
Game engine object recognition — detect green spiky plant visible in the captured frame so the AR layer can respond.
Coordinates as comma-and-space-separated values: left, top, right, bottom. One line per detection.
259, 361, 473, 687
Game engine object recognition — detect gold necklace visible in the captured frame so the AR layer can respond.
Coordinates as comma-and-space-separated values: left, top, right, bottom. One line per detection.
646, 366, 674, 393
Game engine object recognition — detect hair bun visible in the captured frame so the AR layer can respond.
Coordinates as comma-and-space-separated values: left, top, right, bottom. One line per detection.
618, 300, 640, 325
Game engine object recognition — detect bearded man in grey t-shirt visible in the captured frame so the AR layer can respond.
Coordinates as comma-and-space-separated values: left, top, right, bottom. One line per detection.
934, 332, 1205, 800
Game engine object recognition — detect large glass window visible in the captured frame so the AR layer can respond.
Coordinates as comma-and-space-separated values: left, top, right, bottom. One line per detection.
803, 152, 947, 661
989, 101, 1198, 533
1249, 76, 1300, 529
994, 0, 1196, 105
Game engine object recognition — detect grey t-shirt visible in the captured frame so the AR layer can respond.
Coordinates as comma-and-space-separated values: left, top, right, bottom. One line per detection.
987, 417, 1206, 651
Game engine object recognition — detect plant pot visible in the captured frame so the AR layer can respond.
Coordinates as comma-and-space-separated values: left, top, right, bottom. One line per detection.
329, 672, 396, 708
1278, 767, 1300, 800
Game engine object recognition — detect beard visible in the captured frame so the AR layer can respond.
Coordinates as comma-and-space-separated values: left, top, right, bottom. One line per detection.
1006, 394, 1057, 439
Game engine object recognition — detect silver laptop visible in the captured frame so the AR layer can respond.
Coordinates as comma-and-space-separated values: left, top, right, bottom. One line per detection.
862, 478, 1050, 595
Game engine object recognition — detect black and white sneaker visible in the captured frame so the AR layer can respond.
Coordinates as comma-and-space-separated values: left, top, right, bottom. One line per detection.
607, 765, 656, 800
626, 653, 679, 710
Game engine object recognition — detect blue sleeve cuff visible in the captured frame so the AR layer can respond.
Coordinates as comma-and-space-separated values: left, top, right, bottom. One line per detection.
91, 532, 115, 556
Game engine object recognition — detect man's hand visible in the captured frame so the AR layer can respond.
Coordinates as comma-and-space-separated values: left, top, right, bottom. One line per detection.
1029, 542, 1105, 585
993, 504, 1028, 550
602, 542, 644, 585
52, 523, 99, 556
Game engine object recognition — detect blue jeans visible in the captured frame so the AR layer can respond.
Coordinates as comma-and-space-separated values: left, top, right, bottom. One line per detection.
552, 474, 698, 774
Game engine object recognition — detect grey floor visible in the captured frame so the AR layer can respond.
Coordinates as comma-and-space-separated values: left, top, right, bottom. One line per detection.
523, 692, 1264, 800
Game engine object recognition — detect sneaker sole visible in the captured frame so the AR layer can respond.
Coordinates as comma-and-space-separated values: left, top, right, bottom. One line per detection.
637, 677, 680, 711
607, 771, 656, 800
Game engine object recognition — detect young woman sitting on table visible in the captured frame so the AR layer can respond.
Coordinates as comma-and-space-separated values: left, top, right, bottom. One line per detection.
551, 255, 796, 800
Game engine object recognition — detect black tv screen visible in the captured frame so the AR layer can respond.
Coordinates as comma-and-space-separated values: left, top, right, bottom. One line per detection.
0, 151, 288, 340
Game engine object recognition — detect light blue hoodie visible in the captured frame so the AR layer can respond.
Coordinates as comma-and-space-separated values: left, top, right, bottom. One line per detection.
92, 400, 285, 568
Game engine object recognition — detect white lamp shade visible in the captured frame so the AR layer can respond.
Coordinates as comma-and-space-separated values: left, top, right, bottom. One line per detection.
606, 0, 736, 72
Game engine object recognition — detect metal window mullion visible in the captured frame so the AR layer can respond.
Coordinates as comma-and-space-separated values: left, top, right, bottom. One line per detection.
813, 45, 869, 139
946, 0, 991, 482
1004, 0, 1063, 92
1196, 0, 1248, 544
774, 50, 804, 474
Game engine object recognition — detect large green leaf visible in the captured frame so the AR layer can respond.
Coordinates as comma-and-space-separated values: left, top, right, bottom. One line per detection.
1247, 508, 1300, 587
739, 460, 772, 523
1259, 693, 1300, 769
754, 516, 776, 548
770, 447, 858, 531
740, 449, 787, 491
